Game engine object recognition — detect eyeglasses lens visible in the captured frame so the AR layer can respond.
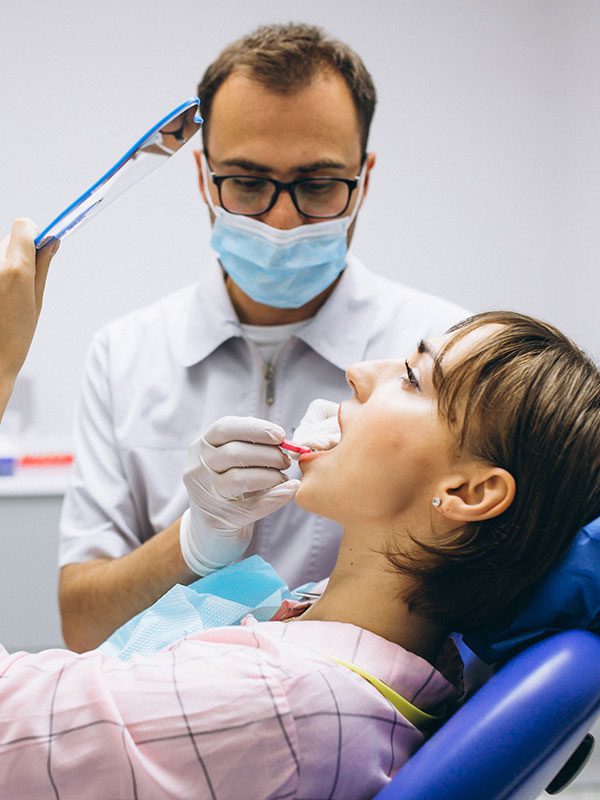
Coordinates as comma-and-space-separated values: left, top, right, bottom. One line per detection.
220, 177, 351, 218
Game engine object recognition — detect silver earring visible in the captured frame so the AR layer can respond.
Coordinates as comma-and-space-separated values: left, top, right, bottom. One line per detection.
431, 497, 442, 508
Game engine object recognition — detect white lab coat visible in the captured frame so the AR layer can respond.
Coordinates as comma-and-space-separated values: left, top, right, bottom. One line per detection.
59, 255, 468, 587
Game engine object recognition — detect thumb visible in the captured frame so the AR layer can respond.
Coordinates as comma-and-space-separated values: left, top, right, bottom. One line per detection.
298, 398, 339, 426
5, 218, 36, 272
258, 478, 301, 514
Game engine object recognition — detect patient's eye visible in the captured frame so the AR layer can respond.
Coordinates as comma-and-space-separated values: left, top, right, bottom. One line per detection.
404, 360, 421, 390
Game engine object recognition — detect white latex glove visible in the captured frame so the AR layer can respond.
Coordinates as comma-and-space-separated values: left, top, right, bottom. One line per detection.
179, 415, 300, 576
291, 398, 341, 455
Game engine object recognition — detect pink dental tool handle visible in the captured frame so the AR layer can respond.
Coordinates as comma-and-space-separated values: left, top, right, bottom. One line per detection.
280, 439, 313, 455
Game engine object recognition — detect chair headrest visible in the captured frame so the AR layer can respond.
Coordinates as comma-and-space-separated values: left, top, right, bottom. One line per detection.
463, 516, 600, 663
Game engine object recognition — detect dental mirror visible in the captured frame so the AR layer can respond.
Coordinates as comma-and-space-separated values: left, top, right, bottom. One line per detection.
35, 97, 203, 249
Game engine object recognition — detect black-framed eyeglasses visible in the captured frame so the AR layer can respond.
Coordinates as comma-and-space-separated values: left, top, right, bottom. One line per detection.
207, 165, 360, 219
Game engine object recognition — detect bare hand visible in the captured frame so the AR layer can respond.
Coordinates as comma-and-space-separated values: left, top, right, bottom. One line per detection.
0, 219, 59, 415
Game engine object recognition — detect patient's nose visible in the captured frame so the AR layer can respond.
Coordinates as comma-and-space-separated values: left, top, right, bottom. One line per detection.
346, 360, 382, 402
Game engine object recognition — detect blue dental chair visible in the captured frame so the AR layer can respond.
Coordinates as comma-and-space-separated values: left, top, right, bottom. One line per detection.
374, 516, 600, 800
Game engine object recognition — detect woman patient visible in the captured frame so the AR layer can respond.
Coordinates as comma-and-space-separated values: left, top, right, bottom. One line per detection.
1, 311, 598, 800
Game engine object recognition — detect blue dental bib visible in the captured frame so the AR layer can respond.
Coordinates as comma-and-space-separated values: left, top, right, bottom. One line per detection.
100, 556, 309, 660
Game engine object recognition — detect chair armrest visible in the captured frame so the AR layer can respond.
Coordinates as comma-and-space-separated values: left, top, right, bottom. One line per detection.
374, 630, 600, 800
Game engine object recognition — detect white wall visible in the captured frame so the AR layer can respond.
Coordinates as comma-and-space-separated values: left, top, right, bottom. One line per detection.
1, 0, 598, 436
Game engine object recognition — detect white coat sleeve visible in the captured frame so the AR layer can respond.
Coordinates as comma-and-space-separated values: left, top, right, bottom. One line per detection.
58, 330, 147, 566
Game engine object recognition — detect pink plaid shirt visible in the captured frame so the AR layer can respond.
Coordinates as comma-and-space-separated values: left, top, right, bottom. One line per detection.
0, 620, 461, 799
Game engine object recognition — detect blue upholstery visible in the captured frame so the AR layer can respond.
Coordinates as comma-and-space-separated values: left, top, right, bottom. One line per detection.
465, 517, 600, 662
374, 630, 600, 800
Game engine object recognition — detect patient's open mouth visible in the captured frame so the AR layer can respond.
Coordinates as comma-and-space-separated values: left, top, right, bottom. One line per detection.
299, 449, 329, 464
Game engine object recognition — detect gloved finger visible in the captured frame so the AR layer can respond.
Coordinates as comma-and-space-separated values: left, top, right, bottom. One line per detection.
202, 439, 291, 473
296, 398, 339, 427
299, 415, 340, 447
244, 478, 301, 513
204, 416, 285, 447
292, 417, 340, 449
213, 466, 288, 500
292, 400, 341, 451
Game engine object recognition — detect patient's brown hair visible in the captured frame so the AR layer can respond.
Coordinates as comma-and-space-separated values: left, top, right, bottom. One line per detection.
196, 23, 377, 153
388, 311, 600, 632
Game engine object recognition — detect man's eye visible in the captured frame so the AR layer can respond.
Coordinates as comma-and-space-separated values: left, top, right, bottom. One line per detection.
231, 178, 268, 191
301, 180, 336, 195
404, 360, 421, 390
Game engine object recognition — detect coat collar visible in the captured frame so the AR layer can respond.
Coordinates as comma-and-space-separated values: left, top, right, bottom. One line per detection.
293, 254, 380, 371
176, 254, 377, 371
177, 258, 243, 368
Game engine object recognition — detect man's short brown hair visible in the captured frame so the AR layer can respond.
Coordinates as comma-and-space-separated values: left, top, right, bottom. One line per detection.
196, 23, 377, 153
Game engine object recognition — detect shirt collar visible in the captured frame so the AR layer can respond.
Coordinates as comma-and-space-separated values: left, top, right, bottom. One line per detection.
177, 258, 243, 367
294, 254, 378, 371
258, 619, 463, 710
176, 253, 376, 370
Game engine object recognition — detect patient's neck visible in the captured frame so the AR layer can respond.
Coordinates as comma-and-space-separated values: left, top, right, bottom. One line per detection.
298, 523, 447, 664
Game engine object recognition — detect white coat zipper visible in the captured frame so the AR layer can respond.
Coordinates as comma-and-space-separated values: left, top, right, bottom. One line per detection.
262, 338, 296, 409
264, 362, 275, 405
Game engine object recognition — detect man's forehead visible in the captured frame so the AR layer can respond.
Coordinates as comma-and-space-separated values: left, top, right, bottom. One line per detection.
205, 70, 363, 168
214, 68, 353, 104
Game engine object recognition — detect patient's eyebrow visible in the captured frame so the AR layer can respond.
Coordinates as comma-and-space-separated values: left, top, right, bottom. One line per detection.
418, 340, 444, 382
418, 340, 437, 359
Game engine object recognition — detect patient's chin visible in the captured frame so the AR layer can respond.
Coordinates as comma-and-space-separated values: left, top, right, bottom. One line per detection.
294, 479, 340, 525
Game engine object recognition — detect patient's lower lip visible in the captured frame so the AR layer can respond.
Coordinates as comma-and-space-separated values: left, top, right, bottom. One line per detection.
299, 450, 328, 463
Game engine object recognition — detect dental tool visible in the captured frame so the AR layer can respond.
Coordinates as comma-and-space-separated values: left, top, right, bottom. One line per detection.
280, 439, 313, 456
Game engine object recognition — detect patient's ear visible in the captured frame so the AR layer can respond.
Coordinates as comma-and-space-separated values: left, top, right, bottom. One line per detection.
436, 466, 516, 522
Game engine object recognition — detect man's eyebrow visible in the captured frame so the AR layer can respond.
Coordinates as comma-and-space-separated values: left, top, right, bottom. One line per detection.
217, 158, 272, 173
296, 159, 347, 173
215, 158, 348, 175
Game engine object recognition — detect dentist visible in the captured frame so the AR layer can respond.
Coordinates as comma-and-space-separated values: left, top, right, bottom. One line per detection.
58, 23, 469, 651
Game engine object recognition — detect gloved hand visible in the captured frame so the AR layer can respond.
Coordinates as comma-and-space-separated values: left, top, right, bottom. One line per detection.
179, 415, 300, 576
291, 398, 341, 454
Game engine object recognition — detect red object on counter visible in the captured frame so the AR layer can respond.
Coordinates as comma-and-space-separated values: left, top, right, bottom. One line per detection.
19, 454, 74, 467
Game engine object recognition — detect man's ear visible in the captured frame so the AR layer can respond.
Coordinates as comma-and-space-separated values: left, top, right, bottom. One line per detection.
435, 466, 516, 522
360, 151, 376, 204
193, 149, 208, 202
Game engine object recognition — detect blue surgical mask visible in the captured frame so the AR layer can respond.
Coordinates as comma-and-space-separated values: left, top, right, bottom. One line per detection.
203, 155, 365, 308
